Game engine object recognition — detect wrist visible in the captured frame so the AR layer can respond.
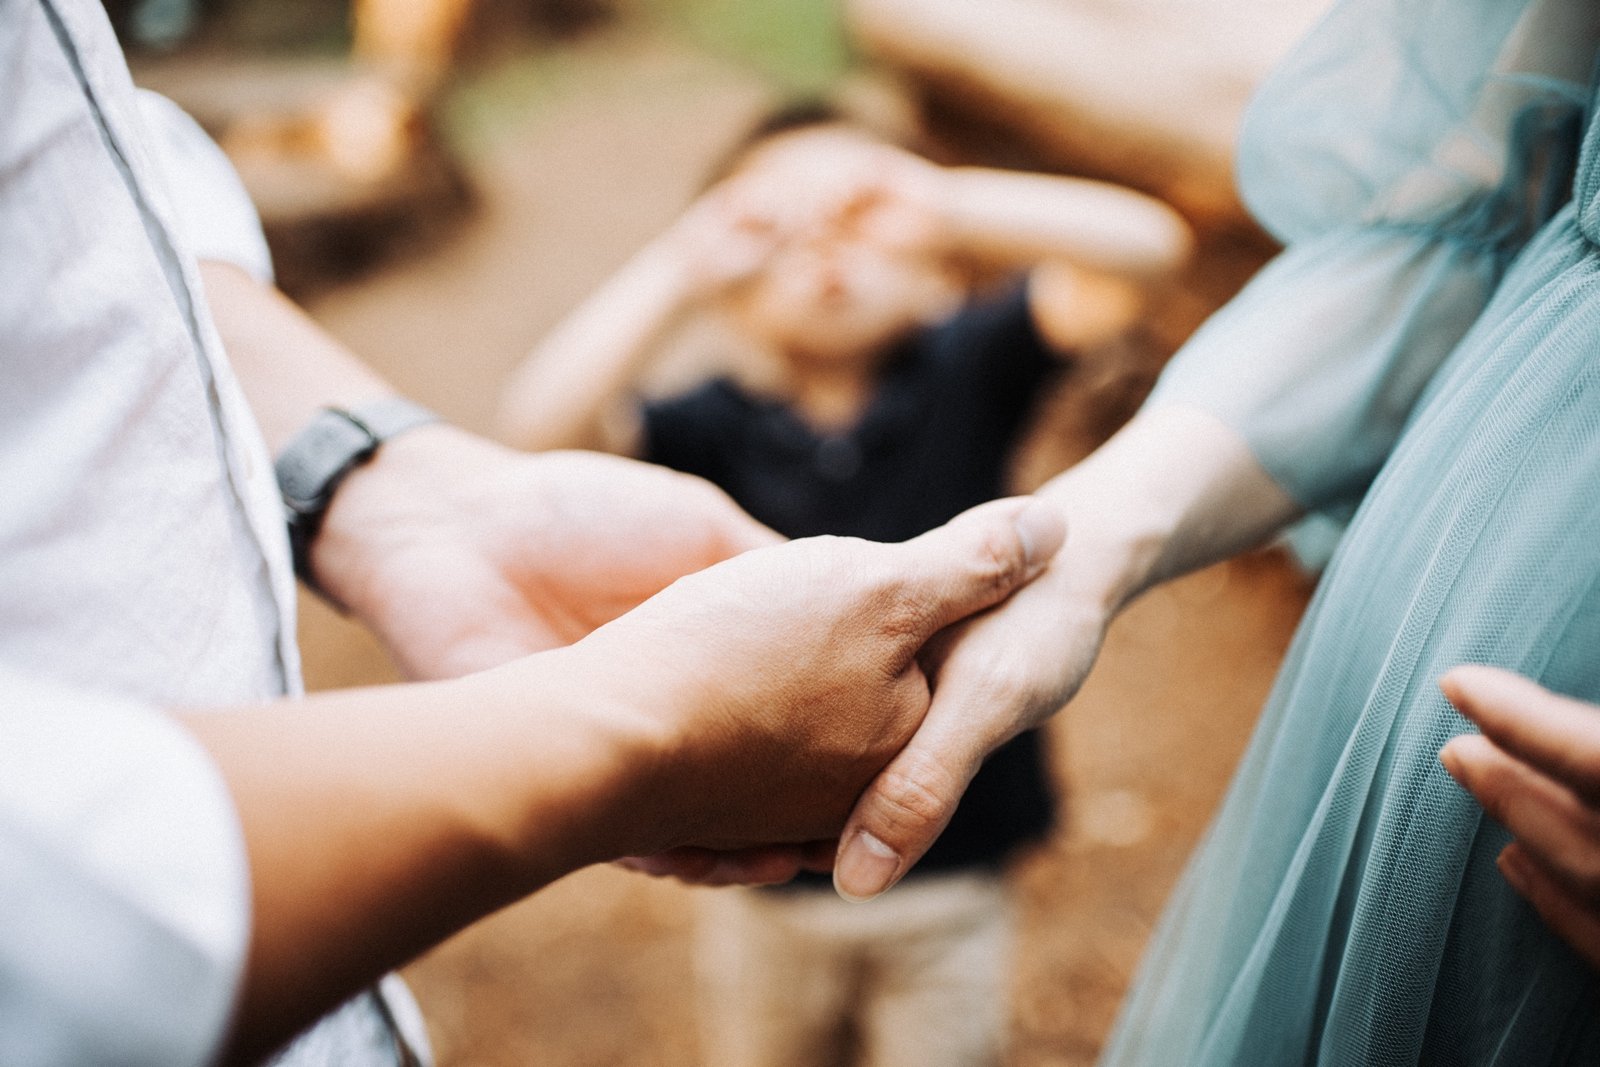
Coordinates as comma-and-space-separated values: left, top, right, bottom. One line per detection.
1034, 404, 1302, 613
274, 398, 441, 606
455, 646, 679, 875
1034, 470, 1168, 619
306, 421, 495, 619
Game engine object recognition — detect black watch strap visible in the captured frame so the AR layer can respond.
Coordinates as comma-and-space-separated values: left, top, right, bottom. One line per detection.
275, 397, 440, 593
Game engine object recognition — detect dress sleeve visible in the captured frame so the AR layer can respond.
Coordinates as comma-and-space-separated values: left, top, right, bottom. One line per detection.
1147, 0, 1597, 515
0, 668, 251, 1067
134, 90, 275, 284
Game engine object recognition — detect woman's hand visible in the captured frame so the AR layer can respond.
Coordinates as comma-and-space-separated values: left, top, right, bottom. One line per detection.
1440, 665, 1600, 969
828, 405, 1298, 899
829, 532, 1111, 898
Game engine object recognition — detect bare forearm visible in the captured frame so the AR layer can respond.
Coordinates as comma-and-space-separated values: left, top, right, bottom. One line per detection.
180, 651, 653, 1065
936, 168, 1192, 279
199, 261, 398, 454
497, 241, 700, 452
1035, 402, 1300, 615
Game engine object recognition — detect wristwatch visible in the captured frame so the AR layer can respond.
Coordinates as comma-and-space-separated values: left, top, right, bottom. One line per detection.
274, 397, 440, 592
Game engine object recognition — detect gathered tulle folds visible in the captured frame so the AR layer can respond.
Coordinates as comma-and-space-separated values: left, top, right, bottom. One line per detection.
1105, 1, 1600, 1063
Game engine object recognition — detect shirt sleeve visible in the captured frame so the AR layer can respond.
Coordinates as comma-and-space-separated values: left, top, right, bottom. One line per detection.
1146, 0, 1595, 516
0, 668, 251, 1067
134, 89, 275, 284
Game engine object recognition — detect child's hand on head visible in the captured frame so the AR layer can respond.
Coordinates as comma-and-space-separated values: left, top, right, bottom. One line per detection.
734, 128, 948, 246
666, 182, 792, 300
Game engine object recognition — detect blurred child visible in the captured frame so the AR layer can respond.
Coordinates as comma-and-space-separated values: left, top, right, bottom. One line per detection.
497, 103, 1191, 1067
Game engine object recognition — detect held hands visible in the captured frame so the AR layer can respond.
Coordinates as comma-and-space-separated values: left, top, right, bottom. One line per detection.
308, 417, 1070, 853
1440, 666, 1600, 969
826, 407, 1296, 900
312, 423, 779, 679
833, 540, 1110, 898
186, 495, 1056, 1063
627, 498, 1110, 893
556, 495, 1066, 857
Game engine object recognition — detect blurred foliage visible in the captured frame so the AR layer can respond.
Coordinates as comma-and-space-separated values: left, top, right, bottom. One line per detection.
652, 0, 852, 93
441, 45, 600, 156
112, 0, 854, 159
116, 0, 852, 83
442, 0, 852, 157
210, 0, 351, 52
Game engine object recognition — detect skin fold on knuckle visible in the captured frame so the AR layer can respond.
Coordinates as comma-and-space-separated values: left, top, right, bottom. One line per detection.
968, 520, 1027, 601
858, 554, 935, 646
866, 751, 965, 848
874, 592, 936, 647
1462, 761, 1514, 828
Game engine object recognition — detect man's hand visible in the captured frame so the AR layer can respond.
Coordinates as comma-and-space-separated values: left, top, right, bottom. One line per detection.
311, 423, 780, 679
1440, 665, 1600, 970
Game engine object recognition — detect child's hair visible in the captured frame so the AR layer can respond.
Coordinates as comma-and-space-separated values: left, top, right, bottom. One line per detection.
700, 96, 924, 191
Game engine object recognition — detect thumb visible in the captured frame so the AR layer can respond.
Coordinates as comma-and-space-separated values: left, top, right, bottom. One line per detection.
832, 687, 1001, 902
888, 497, 1065, 642
831, 499, 1065, 904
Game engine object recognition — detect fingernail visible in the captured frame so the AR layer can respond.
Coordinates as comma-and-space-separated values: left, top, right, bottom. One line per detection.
834, 831, 901, 903
1438, 740, 1462, 779
1497, 848, 1530, 893
1013, 500, 1066, 574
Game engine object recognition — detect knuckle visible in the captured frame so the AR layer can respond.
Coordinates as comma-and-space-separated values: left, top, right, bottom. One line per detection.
1569, 849, 1600, 902
1474, 777, 1513, 826
977, 657, 1045, 707
969, 523, 1025, 597
946, 650, 1061, 723
875, 592, 934, 644
868, 751, 965, 844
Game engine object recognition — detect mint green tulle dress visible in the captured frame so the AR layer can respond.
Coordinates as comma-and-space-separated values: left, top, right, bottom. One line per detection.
1102, 0, 1600, 1062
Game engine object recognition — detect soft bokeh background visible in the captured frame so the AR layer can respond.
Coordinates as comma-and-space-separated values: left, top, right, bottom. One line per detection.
122, 2, 1332, 1062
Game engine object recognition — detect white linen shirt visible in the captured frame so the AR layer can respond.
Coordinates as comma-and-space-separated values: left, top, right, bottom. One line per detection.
1, 2, 420, 1064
